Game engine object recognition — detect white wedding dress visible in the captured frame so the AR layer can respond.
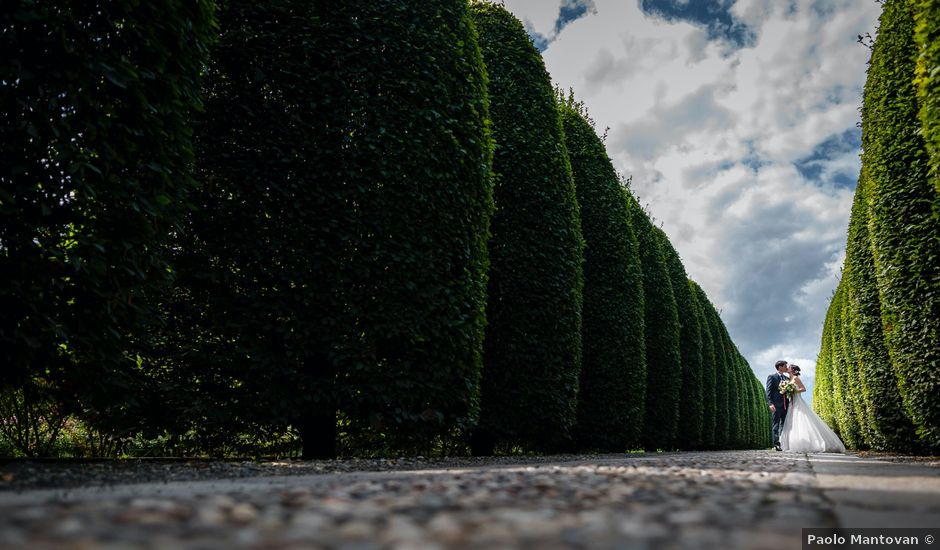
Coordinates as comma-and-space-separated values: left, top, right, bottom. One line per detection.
779, 390, 846, 453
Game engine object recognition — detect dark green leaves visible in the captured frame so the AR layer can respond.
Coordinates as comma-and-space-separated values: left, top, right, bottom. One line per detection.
560, 97, 645, 452
0, 0, 215, 434
470, 2, 584, 454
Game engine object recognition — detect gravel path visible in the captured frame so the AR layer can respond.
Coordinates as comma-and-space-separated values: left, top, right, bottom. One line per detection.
0, 450, 932, 549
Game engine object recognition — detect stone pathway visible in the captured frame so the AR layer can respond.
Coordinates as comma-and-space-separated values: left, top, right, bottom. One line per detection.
0, 451, 937, 549
807, 453, 940, 528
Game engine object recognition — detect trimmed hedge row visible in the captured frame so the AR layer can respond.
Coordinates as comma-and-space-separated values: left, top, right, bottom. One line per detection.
691, 281, 766, 450
862, 0, 940, 449
914, 0, 940, 192
627, 199, 681, 451
817, 0, 940, 452
559, 96, 646, 452
813, 300, 837, 430
556, 97, 763, 453
845, 168, 919, 451
159, 0, 497, 458
689, 282, 718, 448
657, 231, 704, 450
0, 1, 216, 431
817, 0, 940, 453
830, 285, 861, 448
2, 0, 767, 457
470, 2, 585, 454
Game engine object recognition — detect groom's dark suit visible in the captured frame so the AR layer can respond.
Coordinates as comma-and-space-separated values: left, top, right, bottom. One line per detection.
766, 371, 789, 447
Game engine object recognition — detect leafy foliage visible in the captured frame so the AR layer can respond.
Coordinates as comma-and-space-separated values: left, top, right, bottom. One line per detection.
689, 281, 718, 448
559, 96, 645, 452
732, 359, 745, 448
1, 0, 763, 458
753, 375, 770, 448
159, 0, 495, 458
844, 169, 920, 451
914, 0, 940, 193
627, 203, 680, 451
658, 236, 703, 450
0, 380, 68, 457
718, 326, 741, 448
706, 302, 731, 448
814, 294, 836, 430
0, 1, 216, 432
829, 285, 862, 449
470, 2, 585, 454
838, 294, 871, 450
862, 0, 940, 449
815, 0, 940, 453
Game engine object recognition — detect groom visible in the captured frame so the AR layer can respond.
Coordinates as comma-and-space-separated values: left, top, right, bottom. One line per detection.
766, 360, 790, 451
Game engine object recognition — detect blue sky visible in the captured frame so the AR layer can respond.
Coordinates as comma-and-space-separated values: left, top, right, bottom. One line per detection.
525, 0, 598, 51
640, 0, 756, 48
502, 0, 882, 396
793, 128, 861, 189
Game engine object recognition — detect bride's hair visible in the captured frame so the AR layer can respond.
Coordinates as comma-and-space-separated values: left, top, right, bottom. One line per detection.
790, 365, 801, 375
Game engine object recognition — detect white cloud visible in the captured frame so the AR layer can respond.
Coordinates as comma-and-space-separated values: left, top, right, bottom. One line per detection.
502, 0, 881, 383
613, 84, 735, 160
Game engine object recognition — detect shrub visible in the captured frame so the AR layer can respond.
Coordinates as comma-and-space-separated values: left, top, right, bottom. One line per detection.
165, 0, 495, 458
753, 375, 769, 448
845, 168, 920, 451
862, 0, 940, 449
830, 284, 862, 448
656, 233, 703, 450
914, 0, 940, 193
707, 306, 731, 448
0, 0, 215, 430
737, 355, 754, 448
723, 337, 743, 448
840, 292, 872, 449
470, 2, 585, 454
559, 96, 645, 452
0, 379, 68, 457
689, 281, 718, 448
625, 197, 680, 451
814, 299, 836, 429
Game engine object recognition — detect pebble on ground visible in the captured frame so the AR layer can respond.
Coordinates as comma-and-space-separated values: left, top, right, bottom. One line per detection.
0, 451, 884, 550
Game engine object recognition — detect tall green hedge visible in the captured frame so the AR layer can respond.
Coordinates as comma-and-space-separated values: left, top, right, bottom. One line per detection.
830, 284, 862, 448
744, 361, 757, 449
0, 1, 215, 424
735, 350, 747, 448
689, 280, 717, 449
844, 168, 882, 449
845, 169, 919, 451
471, 2, 585, 454
657, 234, 703, 450
689, 281, 717, 449
751, 364, 762, 447
559, 97, 645, 452
839, 294, 871, 449
728, 360, 738, 448
814, 296, 836, 429
914, 0, 940, 193
755, 375, 770, 448
708, 305, 731, 448
723, 333, 742, 448
862, 0, 940, 449
627, 205, 681, 451
739, 356, 756, 448
165, 0, 495, 458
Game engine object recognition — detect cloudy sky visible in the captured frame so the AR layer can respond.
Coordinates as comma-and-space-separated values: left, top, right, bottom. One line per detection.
501, 0, 883, 394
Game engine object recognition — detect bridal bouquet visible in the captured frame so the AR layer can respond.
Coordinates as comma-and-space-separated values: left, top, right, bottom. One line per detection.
779, 380, 798, 398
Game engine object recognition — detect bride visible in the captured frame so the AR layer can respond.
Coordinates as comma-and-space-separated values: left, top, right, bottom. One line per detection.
779, 364, 846, 453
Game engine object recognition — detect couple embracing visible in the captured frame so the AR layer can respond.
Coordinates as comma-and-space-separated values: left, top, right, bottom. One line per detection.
766, 360, 845, 453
